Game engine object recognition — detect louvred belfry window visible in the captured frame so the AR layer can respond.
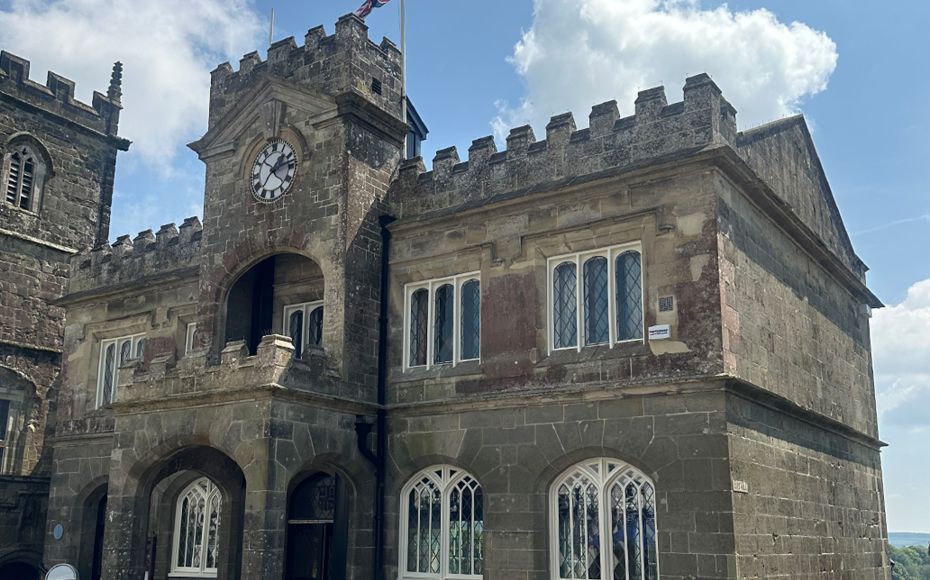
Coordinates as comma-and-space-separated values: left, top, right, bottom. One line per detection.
551, 459, 659, 580
172, 477, 222, 577
400, 466, 484, 580
548, 244, 644, 353
4, 145, 42, 211
405, 273, 480, 370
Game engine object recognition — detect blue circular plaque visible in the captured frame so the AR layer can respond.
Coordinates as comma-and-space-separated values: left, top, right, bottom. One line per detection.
53, 523, 64, 540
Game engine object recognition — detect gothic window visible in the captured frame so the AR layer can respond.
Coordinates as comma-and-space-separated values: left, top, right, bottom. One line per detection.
551, 459, 659, 580
172, 477, 222, 577
96, 333, 145, 407
548, 245, 644, 353
405, 273, 481, 370
3, 141, 47, 212
400, 466, 484, 580
283, 301, 324, 359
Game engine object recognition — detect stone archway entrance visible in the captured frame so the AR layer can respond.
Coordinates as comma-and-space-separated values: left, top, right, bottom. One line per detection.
285, 472, 349, 580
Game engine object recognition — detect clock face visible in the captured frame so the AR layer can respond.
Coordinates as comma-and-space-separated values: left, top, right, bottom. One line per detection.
251, 139, 297, 201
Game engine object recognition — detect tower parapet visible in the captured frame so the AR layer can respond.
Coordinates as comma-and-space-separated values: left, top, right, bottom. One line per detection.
68, 217, 203, 295
206, 14, 403, 129
390, 74, 737, 218
0, 52, 126, 140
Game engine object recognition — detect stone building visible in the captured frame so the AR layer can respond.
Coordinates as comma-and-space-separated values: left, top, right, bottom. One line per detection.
0, 49, 128, 578
0, 12, 890, 580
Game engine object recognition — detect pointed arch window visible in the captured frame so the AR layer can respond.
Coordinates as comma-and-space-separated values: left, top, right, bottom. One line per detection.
3, 142, 47, 212
550, 459, 659, 580
400, 466, 484, 580
405, 273, 481, 370
548, 244, 644, 353
172, 477, 222, 577
283, 301, 324, 359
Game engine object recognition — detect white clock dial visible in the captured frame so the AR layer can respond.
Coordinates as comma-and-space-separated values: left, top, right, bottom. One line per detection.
251, 139, 297, 201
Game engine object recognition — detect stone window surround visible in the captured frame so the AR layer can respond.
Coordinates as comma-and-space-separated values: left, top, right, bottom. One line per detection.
95, 331, 146, 408
546, 242, 644, 354
549, 458, 659, 580
282, 300, 324, 356
399, 465, 484, 580
1, 135, 51, 215
403, 272, 481, 371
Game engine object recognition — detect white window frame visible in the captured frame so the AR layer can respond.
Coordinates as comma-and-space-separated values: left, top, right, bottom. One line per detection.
403, 272, 481, 371
185, 323, 198, 356
547, 243, 644, 354
399, 465, 484, 580
95, 332, 145, 408
548, 458, 660, 580
282, 300, 324, 353
170, 477, 221, 578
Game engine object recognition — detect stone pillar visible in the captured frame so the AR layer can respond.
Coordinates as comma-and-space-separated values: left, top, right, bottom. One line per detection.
240, 439, 288, 579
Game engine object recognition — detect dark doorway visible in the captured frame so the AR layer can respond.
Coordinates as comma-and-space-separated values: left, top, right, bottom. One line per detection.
285, 473, 348, 580
0, 561, 40, 580
91, 494, 107, 580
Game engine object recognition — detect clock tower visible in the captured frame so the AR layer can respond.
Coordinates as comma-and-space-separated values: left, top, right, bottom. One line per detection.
189, 14, 406, 397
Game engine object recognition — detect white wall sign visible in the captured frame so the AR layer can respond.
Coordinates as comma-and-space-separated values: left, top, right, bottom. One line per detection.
648, 324, 671, 340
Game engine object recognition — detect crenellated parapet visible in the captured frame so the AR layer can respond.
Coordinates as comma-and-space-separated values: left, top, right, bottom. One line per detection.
390, 74, 737, 218
207, 13, 403, 129
0, 51, 125, 138
68, 217, 203, 294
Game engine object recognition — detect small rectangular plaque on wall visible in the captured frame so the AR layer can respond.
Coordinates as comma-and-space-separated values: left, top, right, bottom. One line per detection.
648, 324, 671, 340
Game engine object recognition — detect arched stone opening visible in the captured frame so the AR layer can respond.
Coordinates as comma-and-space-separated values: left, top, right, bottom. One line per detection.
134, 446, 246, 580
77, 481, 108, 580
224, 253, 325, 356
285, 469, 352, 580
0, 559, 40, 580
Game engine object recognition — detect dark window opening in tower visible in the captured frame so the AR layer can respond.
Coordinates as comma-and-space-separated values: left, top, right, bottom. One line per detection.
224, 253, 324, 356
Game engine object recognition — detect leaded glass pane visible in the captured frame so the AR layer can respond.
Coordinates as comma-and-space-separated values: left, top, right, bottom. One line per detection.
557, 471, 601, 579
642, 483, 658, 580
460, 280, 481, 360
409, 289, 429, 367
174, 477, 222, 574
616, 252, 643, 341
135, 338, 145, 360
434, 284, 454, 364
554, 262, 578, 349
625, 484, 641, 579
308, 307, 324, 348
583, 257, 609, 345
289, 310, 304, 359
101, 344, 115, 405
119, 339, 132, 365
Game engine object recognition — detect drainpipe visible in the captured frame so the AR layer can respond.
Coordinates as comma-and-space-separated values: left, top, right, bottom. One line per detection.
356, 213, 395, 580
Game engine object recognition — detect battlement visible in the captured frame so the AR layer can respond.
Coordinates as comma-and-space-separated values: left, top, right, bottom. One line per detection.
390, 74, 737, 217
0, 51, 125, 137
68, 217, 202, 295
207, 14, 403, 129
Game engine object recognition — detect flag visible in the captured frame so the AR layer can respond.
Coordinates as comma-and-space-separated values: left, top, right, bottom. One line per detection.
355, 0, 392, 19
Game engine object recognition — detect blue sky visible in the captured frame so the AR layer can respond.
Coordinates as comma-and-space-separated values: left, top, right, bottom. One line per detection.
0, 0, 927, 532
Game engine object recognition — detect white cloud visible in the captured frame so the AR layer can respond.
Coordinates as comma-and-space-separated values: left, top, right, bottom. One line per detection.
494, 0, 838, 139
872, 279, 930, 431
0, 0, 264, 172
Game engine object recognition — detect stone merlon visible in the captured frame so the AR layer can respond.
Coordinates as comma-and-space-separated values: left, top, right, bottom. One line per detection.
0, 51, 128, 143
389, 73, 869, 290
64, 217, 203, 298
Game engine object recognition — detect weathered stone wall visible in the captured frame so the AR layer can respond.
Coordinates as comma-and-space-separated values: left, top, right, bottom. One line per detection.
386, 388, 735, 580
717, 175, 879, 437
387, 161, 725, 403
0, 475, 48, 568
727, 393, 888, 579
